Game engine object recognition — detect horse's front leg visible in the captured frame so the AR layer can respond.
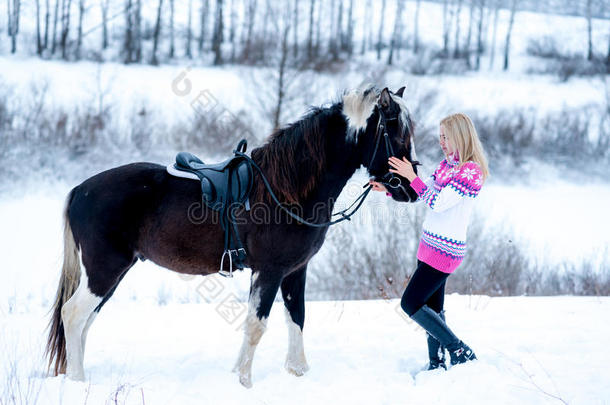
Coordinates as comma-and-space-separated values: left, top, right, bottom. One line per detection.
280, 265, 310, 376
233, 269, 282, 388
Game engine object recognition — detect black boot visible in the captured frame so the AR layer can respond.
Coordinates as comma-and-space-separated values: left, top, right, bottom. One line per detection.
426, 311, 446, 370
411, 305, 476, 367
447, 341, 477, 365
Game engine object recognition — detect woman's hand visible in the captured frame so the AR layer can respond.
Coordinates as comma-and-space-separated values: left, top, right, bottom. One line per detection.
388, 156, 417, 182
369, 179, 387, 192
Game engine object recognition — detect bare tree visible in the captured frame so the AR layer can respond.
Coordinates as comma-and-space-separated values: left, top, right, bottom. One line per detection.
503, 0, 517, 71
361, 0, 371, 54
442, 0, 450, 56
307, 0, 315, 58
199, 0, 210, 54
488, 0, 499, 69
345, 0, 354, 55
134, 0, 141, 61
60, 0, 73, 59
76, 0, 84, 59
212, 0, 224, 65
43, 0, 50, 49
328, 0, 338, 59
229, 0, 236, 61
293, 0, 299, 58
388, 0, 404, 65
453, 0, 463, 58
169, 0, 175, 58
7, 0, 21, 54
413, 0, 421, 54
185, 0, 193, 58
123, 0, 133, 63
376, 0, 386, 60
337, 0, 343, 53
241, 0, 255, 60
464, 0, 475, 65
151, 0, 164, 65
100, 0, 109, 49
475, 0, 485, 70
314, 0, 321, 55
51, 0, 59, 54
36, 0, 43, 55
261, 0, 272, 60
274, 19, 290, 129
586, 0, 593, 61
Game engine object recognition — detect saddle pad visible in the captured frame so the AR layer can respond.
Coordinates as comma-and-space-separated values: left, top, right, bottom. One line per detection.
166, 164, 200, 181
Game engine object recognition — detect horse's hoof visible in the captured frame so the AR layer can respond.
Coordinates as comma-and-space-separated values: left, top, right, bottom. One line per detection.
285, 360, 310, 376
239, 374, 253, 388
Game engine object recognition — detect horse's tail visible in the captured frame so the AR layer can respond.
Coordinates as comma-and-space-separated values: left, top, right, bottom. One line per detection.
45, 189, 81, 376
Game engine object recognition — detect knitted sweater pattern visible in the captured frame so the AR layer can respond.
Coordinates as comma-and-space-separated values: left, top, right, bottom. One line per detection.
409, 154, 483, 273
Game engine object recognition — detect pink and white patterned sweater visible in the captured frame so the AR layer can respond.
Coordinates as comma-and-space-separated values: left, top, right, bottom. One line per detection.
408, 153, 484, 273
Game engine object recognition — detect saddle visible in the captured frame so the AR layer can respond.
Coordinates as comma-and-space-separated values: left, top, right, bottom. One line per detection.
173, 139, 254, 277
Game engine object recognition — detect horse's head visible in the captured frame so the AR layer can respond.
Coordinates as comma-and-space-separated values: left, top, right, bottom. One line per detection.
352, 86, 419, 202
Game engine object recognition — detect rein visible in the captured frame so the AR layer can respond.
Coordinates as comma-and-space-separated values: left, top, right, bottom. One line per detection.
235, 147, 372, 227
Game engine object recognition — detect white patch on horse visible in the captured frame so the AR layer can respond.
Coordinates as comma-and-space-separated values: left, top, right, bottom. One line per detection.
342, 87, 377, 136
284, 307, 309, 376
232, 285, 266, 388
61, 252, 102, 381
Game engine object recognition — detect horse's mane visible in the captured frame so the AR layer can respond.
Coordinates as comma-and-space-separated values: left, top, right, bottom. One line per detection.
250, 103, 344, 204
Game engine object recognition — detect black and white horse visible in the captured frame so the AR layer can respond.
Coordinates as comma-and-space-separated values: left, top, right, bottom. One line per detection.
45, 86, 419, 387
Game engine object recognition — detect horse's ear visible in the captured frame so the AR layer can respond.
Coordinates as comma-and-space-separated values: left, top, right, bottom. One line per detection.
395, 86, 406, 98
379, 87, 392, 109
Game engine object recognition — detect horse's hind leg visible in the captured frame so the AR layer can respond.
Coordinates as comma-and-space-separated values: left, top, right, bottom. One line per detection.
61, 259, 103, 381
233, 270, 283, 388
280, 266, 309, 376
62, 250, 134, 380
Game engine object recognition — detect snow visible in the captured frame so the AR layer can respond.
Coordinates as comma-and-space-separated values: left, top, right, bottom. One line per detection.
476, 177, 610, 266
2, 295, 609, 404
1, 56, 606, 126
1, 1, 610, 403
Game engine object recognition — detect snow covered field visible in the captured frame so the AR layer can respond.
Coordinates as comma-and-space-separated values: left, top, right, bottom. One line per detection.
2, 0, 610, 403
3, 295, 609, 404
1, 55, 607, 135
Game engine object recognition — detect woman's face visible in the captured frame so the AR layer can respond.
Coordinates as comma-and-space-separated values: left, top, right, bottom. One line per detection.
439, 125, 454, 156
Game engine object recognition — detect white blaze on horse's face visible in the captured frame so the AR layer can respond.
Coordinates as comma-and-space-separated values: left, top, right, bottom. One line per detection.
342, 87, 378, 138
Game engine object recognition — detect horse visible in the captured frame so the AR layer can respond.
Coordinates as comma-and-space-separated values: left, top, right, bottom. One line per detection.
45, 86, 420, 388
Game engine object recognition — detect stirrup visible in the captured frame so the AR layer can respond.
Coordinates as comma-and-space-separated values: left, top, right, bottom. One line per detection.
219, 250, 233, 278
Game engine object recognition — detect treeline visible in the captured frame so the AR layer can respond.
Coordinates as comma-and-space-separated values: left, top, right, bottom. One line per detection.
3, 0, 610, 70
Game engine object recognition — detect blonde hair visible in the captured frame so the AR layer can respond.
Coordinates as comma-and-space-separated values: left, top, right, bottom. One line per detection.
440, 112, 490, 181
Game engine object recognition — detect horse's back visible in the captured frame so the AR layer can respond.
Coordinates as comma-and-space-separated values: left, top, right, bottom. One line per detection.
67, 162, 223, 275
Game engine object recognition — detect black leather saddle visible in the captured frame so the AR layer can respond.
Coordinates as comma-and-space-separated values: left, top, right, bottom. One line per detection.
173, 139, 254, 277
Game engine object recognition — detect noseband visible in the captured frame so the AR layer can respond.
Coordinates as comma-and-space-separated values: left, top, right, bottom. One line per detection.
368, 106, 420, 191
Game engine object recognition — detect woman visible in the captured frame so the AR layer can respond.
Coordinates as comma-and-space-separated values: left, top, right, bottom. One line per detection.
370, 112, 489, 370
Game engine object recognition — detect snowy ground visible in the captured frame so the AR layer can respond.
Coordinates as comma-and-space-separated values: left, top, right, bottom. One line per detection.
2, 171, 609, 404
2, 295, 609, 404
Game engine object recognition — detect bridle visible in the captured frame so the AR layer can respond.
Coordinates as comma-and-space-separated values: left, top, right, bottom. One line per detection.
368, 105, 420, 193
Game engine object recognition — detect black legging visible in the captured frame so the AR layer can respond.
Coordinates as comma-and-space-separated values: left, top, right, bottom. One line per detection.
401, 260, 450, 316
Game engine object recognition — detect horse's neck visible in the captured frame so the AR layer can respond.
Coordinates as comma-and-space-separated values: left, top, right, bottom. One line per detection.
302, 131, 361, 213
